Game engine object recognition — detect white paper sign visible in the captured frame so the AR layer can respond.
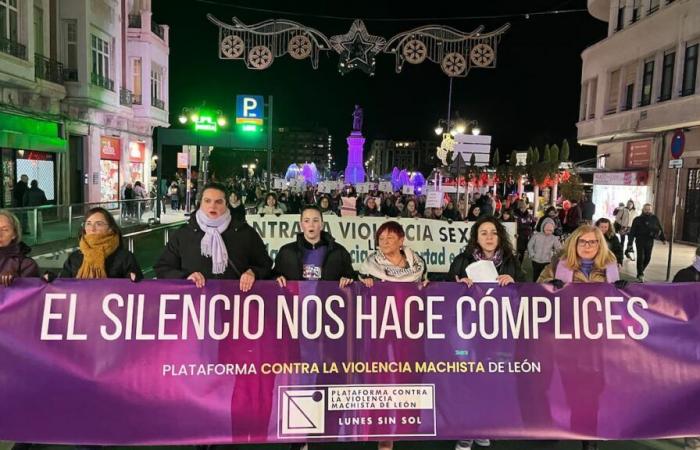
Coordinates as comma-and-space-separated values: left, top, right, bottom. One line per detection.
273, 178, 285, 190
402, 185, 414, 195
379, 181, 393, 193
465, 260, 500, 282
425, 191, 443, 208
356, 183, 369, 194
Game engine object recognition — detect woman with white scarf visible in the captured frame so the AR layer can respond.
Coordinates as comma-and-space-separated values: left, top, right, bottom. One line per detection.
155, 183, 272, 291
358, 220, 428, 450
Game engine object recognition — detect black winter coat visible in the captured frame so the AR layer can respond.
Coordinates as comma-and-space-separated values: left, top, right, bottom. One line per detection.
60, 245, 143, 279
604, 233, 624, 264
0, 241, 39, 277
672, 266, 700, 282
629, 213, 665, 242
447, 250, 526, 282
154, 215, 272, 280
23, 187, 47, 207
273, 231, 355, 281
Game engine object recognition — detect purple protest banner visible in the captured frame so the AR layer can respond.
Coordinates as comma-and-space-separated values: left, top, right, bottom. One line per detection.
1, 279, 699, 445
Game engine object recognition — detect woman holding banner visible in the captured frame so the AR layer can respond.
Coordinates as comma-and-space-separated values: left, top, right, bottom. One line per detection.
448, 215, 524, 450
155, 183, 271, 289
448, 215, 525, 288
274, 205, 354, 286
537, 224, 627, 450
358, 220, 427, 450
59, 207, 142, 280
155, 183, 273, 444
0, 210, 38, 286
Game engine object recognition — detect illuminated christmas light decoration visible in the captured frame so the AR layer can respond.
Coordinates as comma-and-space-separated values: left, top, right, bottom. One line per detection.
208, 14, 509, 77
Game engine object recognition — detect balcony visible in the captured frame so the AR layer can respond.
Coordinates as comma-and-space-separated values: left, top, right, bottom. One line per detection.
120, 88, 133, 106
90, 72, 114, 91
128, 14, 141, 28
34, 54, 64, 84
151, 97, 165, 110
151, 19, 165, 40
0, 36, 26, 60
63, 68, 78, 82
577, 93, 700, 145
128, 13, 165, 41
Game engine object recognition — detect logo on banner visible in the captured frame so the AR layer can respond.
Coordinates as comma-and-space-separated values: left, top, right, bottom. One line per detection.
281, 389, 326, 434
278, 384, 436, 439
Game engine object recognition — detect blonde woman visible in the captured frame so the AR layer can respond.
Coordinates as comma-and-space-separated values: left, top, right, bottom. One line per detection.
537, 225, 626, 450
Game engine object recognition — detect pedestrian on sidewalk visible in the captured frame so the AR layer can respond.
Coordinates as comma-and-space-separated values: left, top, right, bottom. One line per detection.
22, 180, 47, 237
620, 200, 637, 259
580, 194, 596, 224
628, 203, 665, 282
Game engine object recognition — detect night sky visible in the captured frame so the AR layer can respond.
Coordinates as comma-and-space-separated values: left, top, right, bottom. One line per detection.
153, 0, 607, 169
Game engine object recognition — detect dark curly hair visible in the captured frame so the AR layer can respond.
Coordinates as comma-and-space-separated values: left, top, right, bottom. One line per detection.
465, 215, 516, 259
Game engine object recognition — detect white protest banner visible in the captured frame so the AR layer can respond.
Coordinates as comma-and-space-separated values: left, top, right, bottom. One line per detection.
340, 197, 357, 216
378, 181, 393, 193
273, 178, 285, 190
245, 214, 516, 273
317, 182, 329, 194
356, 183, 369, 194
425, 191, 443, 208
402, 185, 414, 195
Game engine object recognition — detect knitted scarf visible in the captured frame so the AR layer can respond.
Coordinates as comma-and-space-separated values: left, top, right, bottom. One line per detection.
472, 248, 504, 268
359, 247, 425, 282
76, 233, 120, 279
196, 208, 231, 275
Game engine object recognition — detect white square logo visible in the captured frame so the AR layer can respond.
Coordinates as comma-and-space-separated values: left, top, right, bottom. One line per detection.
281, 389, 325, 435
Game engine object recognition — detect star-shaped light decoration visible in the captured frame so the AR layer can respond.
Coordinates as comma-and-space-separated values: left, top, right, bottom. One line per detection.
330, 20, 386, 75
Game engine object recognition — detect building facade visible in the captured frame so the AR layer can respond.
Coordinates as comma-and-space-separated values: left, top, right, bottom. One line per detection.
272, 127, 331, 174
366, 139, 438, 179
0, 0, 169, 208
578, 0, 700, 243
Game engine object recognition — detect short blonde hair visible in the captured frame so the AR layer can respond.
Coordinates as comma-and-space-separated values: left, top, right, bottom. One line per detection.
0, 209, 22, 243
561, 225, 616, 270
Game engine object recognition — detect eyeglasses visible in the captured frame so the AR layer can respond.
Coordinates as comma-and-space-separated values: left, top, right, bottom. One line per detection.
85, 221, 108, 228
577, 239, 599, 247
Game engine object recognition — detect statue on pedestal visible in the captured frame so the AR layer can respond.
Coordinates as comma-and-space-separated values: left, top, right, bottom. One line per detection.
352, 104, 363, 132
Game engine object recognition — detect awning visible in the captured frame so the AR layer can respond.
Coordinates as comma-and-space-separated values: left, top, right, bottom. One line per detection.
0, 112, 67, 153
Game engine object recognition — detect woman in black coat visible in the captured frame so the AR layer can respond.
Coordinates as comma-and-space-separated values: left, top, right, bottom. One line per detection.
447, 215, 525, 286
155, 183, 272, 290
273, 205, 355, 286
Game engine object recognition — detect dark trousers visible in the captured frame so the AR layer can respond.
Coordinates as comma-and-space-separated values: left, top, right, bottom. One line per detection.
532, 261, 548, 282
517, 236, 529, 263
635, 239, 654, 277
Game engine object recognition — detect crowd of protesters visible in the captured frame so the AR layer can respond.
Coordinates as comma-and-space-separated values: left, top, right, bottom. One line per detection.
2, 169, 690, 450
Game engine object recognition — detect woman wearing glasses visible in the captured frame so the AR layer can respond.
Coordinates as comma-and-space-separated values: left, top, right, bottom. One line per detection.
537, 224, 624, 450
59, 207, 142, 280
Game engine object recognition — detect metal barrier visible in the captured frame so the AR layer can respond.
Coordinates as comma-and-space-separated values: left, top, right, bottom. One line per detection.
123, 219, 186, 254
5, 198, 161, 245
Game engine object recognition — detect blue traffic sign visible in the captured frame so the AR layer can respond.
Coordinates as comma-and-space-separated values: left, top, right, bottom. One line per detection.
236, 95, 264, 125
671, 129, 685, 159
